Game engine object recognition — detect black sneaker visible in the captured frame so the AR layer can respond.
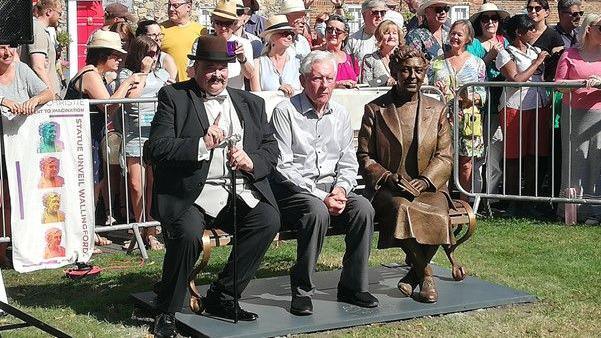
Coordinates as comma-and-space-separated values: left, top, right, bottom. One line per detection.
337, 286, 379, 308
153, 313, 176, 338
290, 295, 313, 316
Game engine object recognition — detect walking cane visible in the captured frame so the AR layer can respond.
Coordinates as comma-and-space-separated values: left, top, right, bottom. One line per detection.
226, 133, 242, 323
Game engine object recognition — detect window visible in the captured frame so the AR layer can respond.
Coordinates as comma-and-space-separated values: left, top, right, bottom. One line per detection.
346, 5, 363, 34
450, 5, 470, 24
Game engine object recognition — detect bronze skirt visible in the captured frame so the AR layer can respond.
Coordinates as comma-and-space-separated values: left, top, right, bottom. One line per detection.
373, 188, 454, 249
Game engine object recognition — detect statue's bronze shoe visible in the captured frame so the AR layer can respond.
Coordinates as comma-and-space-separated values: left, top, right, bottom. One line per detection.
397, 269, 418, 297
418, 266, 438, 303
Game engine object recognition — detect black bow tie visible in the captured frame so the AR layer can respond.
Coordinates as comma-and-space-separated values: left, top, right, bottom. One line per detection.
202, 94, 227, 103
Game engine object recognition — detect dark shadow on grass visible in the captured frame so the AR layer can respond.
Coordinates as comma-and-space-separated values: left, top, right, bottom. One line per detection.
3, 250, 343, 327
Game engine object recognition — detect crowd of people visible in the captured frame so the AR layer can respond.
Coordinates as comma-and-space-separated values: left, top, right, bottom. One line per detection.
0, 0, 599, 336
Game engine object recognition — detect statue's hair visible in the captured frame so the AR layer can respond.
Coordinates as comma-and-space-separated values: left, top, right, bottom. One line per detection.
40, 157, 59, 171
39, 121, 59, 136
389, 45, 429, 77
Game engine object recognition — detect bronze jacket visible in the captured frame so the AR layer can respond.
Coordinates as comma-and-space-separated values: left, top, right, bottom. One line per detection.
357, 90, 453, 200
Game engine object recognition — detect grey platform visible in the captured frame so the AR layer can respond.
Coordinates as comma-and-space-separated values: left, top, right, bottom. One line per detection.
131, 264, 536, 337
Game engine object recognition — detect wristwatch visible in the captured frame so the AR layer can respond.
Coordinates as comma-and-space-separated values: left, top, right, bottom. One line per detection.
239, 57, 247, 64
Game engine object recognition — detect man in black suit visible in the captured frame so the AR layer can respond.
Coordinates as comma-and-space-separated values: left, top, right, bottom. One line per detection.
148, 35, 280, 337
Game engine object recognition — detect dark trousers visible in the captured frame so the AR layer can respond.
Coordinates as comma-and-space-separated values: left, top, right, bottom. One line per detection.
273, 184, 375, 297
157, 198, 280, 314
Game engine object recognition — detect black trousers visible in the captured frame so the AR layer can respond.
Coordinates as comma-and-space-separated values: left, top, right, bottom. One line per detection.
273, 183, 375, 297
156, 198, 280, 314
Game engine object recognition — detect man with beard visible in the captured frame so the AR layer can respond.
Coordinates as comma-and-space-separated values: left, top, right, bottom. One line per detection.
21, 0, 64, 97
148, 35, 280, 337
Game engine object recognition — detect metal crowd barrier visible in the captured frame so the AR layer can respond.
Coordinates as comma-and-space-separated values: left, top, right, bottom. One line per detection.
0, 86, 446, 254
2, 82, 595, 258
452, 81, 601, 214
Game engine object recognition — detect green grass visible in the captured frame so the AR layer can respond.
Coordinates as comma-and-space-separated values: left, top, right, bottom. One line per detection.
0, 218, 600, 337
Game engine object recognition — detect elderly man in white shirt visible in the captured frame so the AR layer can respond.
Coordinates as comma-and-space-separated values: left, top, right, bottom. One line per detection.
279, 0, 312, 62
346, 0, 388, 64
271, 51, 378, 317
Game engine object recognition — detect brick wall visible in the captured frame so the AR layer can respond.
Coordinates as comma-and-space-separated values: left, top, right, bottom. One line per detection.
127, 0, 601, 27
304, 0, 601, 27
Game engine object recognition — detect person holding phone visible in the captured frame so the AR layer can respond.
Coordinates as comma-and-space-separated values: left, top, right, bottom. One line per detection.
117, 36, 170, 251
190, 0, 254, 90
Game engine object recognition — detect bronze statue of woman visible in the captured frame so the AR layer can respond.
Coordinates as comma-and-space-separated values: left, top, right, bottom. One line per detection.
357, 45, 454, 303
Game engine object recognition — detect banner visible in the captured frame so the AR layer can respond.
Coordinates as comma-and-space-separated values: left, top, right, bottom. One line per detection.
2, 100, 95, 273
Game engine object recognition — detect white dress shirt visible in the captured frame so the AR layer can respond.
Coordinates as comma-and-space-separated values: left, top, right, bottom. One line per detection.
272, 92, 358, 200
195, 89, 260, 217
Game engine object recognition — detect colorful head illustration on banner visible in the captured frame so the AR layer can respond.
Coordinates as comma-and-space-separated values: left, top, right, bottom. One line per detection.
38, 122, 65, 153
38, 157, 64, 188
43, 227, 66, 259
41, 192, 65, 224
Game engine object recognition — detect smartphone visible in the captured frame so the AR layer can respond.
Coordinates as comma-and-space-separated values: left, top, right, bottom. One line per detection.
226, 41, 237, 57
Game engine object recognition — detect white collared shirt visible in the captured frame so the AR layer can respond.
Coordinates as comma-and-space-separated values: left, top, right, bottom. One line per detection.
195, 89, 260, 217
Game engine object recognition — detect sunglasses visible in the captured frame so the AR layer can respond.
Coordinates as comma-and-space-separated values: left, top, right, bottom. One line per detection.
480, 14, 500, 23
433, 6, 450, 14
561, 10, 584, 18
326, 27, 346, 35
526, 5, 544, 13
213, 19, 236, 27
146, 50, 159, 58
371, 10, 387, 17
276, 31, 295, 38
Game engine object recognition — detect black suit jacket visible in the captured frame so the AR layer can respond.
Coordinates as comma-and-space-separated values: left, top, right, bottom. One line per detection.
147, 79, 279, 225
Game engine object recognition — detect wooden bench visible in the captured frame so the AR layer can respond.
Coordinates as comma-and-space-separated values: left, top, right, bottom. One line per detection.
187, 179, 477, 314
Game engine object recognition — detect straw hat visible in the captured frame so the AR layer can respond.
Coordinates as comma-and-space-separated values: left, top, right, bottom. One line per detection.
87, 30, 127, 54
279, 0, 309, 15
211, 0, 239, 21
469, 3, 510, 24
416, 0, 452, 16
260, 15, 294, 38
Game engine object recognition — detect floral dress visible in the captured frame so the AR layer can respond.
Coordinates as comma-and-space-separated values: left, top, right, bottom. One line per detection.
431, 53, 487, 157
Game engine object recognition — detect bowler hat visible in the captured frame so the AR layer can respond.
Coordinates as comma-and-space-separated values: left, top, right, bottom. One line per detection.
187, 35, 236, 62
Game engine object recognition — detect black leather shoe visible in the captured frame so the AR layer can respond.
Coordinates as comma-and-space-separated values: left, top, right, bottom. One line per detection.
337, 286, 379, 308
153, 313, 176, 338
290, 295, 313, 316
203, 297, 258, 321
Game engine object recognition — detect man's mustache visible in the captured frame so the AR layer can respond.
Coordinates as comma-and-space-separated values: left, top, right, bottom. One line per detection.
209, 75, 226, 83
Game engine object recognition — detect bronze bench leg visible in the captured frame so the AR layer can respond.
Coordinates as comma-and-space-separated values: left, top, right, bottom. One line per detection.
188, 230, 215, 314
445, 200, 478, 281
